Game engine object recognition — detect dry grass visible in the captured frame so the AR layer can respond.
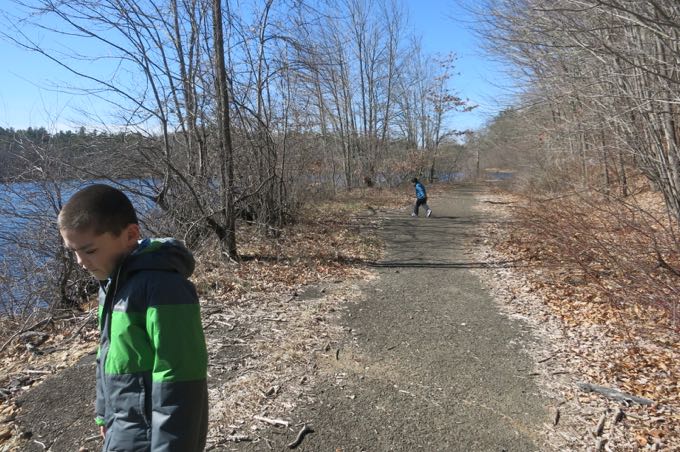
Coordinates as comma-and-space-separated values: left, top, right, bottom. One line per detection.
473, 181, 680, 451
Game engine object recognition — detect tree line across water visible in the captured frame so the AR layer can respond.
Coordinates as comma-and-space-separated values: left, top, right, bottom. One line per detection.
0, 127, 154, 183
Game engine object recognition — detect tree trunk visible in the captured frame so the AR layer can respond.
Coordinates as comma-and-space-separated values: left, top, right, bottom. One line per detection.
212, 0, 237, 259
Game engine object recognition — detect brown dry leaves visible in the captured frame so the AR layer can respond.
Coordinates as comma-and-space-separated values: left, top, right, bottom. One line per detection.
192, 187, 405, 300
0, 314, 99, 398
0, 313, 100, 450
474, 184, 679, 451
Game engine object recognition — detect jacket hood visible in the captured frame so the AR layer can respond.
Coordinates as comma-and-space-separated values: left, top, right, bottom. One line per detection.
124, 238, 195, 277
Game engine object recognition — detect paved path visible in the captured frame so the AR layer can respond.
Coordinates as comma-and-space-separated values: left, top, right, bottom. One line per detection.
241, 185, 550, 451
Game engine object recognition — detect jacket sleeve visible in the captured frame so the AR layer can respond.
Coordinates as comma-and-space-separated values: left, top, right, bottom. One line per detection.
94, 349, 105, 427
415, 183, 426, 199
95, 295, 106, 428
145, 274, 208, 451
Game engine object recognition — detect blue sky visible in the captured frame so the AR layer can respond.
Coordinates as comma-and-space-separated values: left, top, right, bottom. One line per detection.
0, 1, 514, 132
406, 0, 516, 131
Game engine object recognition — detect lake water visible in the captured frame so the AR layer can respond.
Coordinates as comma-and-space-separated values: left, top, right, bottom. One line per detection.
439, 172, 466, 182
0, 179, 157, 315
484, 171, 514, 181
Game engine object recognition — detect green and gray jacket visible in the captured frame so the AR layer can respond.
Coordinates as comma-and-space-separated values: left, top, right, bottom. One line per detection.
96, 238, 208, 451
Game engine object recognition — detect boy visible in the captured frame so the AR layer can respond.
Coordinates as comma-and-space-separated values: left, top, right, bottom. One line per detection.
58, 184, 208, 451
411, 177, 432, 217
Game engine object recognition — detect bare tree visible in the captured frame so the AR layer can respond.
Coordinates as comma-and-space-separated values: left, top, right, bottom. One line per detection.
3, 0, 246, 255
470, 0, 680, 218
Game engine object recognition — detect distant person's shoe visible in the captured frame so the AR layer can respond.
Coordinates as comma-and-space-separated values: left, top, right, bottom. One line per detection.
411, 213, 417, 217
426, 209, 432, 217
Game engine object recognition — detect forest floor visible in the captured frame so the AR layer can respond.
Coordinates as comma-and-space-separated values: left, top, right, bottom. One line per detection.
0, 183, 677, 451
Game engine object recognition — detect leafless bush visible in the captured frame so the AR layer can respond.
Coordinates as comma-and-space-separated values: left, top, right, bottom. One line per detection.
513, 181, 679, 329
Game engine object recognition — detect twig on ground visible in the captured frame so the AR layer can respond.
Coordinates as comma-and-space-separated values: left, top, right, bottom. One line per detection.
225, 434, 252, 443
483, 200, 514, 205
577, 382, 654, 405
69, 310, 96, 340
595, 411, 607, 436
22, 369, 53, 375
287, 424, 314, 449
253, 415, 289, 427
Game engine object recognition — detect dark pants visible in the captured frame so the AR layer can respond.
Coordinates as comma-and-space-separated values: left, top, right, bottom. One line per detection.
414, 197, 430, 215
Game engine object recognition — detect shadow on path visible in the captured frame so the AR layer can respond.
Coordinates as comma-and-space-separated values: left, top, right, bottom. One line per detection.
369, 259, 524, 269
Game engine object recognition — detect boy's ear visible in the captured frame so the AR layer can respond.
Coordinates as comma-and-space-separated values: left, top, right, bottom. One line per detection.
125, 223, 141, 243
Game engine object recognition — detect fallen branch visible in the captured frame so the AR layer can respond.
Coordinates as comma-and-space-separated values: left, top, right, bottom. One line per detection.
226, 434, 252, 443
68, 310, 96, 340
0, 315, 72, 353
594, 411, 607, 436
0, 317, 53, 354
253, 415, 289, 427
613, 407, 625, 424
288, 424, 314, 449
84, 434, 101, 443
538, 354, 554, 363
577, 382, 654, 405
23, 369, 53, 375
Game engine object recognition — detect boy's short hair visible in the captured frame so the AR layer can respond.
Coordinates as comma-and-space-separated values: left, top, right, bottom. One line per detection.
411, 177, 418, 183
58, 184, 138, 236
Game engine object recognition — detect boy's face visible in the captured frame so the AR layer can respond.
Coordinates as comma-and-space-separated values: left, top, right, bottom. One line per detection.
60, 224, 140, 280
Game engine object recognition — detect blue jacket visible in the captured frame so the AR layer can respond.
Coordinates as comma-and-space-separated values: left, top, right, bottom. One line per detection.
96, 238, 208, 451
414, 182, 427, 200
